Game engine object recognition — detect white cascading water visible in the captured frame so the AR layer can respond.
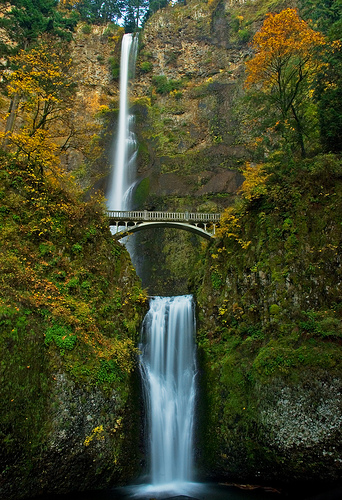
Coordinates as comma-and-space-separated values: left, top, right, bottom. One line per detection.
108, 34, 200, 500
107, 33, 138, 211
139, 295, 197, 493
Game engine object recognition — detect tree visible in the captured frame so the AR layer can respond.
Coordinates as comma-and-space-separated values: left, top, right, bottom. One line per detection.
299, 0, 342, 34
142, 0, 169, 25
123, 0, 149, 31
299, 0, 342, 152
245, 8, 325, 157
6, 42, 75, 131
0, 0, 76, 51
71, 0, 123, 24
314, 39, 342, 153
0, 1, 77, 148
1, 41, 77, 176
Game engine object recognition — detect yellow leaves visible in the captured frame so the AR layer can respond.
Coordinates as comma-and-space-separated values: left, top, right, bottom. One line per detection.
108, 27, 125, 45
92, 330, 137, 375
5, 128, 60, 172
112, 417, 122, 433
216, 206, 251, 249
216, 207, 241, 239
2, 41, 78, 176
83, 425, 105, 447
238, 163, 270, 202
7, 45, 73, 102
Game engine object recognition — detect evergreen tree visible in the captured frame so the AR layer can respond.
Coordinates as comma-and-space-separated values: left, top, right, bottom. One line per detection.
143, 0, 169, 24
74, 0, 123, 24
299, 0, 341, 34
123, 0, 149, 31
300, 0, 342, 152
0, 0, 76, 51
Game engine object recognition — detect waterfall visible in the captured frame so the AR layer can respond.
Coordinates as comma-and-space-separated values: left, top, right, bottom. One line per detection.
107, 32, 201, 500
139, 295, 197, 493
107, 33, 138, 211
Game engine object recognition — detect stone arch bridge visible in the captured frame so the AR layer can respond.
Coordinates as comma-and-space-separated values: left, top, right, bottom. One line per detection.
106, 210, 222, 240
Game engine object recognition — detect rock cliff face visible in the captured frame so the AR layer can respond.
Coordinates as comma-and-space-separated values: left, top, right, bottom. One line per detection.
60, 24, 122, 182
131, 0, 295, 207
3, 0, 341, 494
195, 157, 342, 484
133, 0, 249, 211
123, 0, 253, 294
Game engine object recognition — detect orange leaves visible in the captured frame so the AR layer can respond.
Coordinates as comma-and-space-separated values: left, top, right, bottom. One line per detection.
244, 9, 326, 157
245, 8, 326, 90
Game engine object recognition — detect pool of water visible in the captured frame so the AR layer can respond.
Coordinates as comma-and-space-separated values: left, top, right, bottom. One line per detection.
27, 481, 342, 500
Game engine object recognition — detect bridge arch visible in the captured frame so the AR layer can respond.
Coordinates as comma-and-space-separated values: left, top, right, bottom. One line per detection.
107, 210, 221, 241
112, 221, 214, 240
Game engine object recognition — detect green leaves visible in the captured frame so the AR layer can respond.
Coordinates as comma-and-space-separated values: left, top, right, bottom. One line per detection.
44, 323, 77, 351
0, 0, 76, 51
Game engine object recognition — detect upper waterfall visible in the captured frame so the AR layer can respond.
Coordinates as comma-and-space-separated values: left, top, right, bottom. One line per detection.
107, 33, 139, 211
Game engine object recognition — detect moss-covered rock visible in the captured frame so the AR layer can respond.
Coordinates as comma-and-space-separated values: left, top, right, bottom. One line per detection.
195, 154, 342, 484
0, 153, 147, 499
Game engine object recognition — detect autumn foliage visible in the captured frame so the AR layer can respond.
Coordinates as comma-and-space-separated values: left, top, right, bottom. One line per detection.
245, 8, 326, 157
1, 43, 76, 175
246, 9, 325, 91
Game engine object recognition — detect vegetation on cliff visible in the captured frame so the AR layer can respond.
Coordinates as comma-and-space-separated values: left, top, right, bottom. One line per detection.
1, 0, 342, 492
0, 3, 150, 494
0, 149, 147, 497
194, 2, 342, 483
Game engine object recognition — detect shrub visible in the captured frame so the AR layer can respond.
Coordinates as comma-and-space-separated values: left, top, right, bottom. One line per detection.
81, 24, 92, 35
71, 243, 83, 254
97, 359, 122, 384
237, 28, 251, 43
140, 61, 153, 73
152, 75, 183, 94
109, 57, 120, 80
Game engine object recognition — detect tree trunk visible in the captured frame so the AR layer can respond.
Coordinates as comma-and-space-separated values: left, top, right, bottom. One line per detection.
2, 94, 20, 149
291, 104, 306, 158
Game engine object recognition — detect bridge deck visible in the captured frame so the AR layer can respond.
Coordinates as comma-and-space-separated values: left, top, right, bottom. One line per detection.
106, 210, 222, 223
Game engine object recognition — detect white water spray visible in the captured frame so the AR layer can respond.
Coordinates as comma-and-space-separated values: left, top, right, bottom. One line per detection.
139, 295, 197, 492
107, 33, 138, 211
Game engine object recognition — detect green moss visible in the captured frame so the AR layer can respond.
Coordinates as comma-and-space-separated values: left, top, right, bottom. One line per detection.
195, 153, 342, 480
152, 75, 185, 94
44, 323, 77, 352
108, 56, 120, 80
0, 152, 147, 491
269, 303, 281, 316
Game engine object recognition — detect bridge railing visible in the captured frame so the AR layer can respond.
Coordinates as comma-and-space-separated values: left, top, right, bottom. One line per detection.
106, 210, 222, 223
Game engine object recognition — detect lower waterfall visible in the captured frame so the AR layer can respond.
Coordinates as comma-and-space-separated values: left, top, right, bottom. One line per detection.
140, 295, 197, 487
